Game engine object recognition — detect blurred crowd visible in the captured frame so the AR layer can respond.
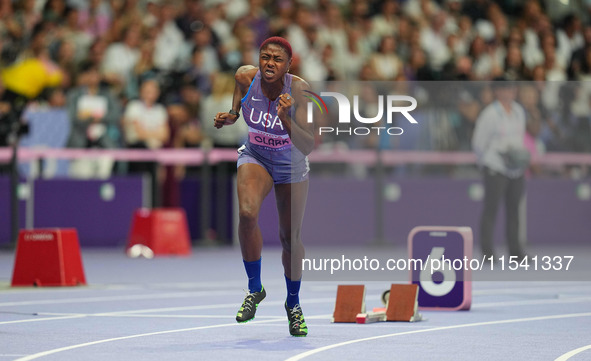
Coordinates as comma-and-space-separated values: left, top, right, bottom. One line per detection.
1, 0, 591, 180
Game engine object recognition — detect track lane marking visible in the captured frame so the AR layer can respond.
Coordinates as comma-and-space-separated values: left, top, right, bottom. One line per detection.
554, 344, 591, 361
284, 312, 591, 361
13, 314, 332, 361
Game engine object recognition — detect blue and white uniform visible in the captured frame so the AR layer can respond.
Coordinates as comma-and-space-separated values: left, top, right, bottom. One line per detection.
237, 70, 309, 184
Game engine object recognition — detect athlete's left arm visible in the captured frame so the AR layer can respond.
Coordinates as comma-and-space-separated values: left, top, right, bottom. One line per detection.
277, 78, 315, 155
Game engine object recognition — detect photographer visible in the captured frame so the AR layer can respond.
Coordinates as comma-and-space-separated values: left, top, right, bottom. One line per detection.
472, 77, 530, 260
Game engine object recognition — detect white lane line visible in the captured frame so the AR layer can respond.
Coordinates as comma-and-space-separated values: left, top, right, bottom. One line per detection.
13, 314, 331, 361
92, 297, 335, 316
13, 294, 591, 322
473, 296, 591, 308
38, 312, 286, 320
308, 283, 591, 295
284, 312, 591, 361
0, 297, 333, 325
33, 294, 591, 319
105, 314, 284, 319
0, 280, 281, 294
0, 290, 237, 307
473, 285, 591, 296
3, 283, 590, 307
0, 355, 28, 357
554, 344, 591, 361
0, 315, 86, 326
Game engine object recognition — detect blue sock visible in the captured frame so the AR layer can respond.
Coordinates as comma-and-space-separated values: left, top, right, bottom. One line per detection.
243, 258, 262, 293
285, 275, 301, 308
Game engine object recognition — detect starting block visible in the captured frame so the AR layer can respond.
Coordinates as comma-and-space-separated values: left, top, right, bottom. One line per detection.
356, 284, 422, 324
332, 285, 366, 323
126, 208, 191, 256
408, 226, 472, 311
11, 229, 86, 287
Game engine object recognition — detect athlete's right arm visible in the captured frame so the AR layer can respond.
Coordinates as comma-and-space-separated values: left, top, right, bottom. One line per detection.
214, 65, 257, 129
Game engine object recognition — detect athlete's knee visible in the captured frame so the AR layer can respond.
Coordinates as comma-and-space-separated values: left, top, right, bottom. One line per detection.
239, 206, 259, 229
279, 229, 302, 249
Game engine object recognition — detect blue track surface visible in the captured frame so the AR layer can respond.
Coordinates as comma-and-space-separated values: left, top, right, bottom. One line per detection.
1, 247, 591, 361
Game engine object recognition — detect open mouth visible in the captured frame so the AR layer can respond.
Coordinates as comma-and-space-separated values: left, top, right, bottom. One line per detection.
264, 69, 275, 77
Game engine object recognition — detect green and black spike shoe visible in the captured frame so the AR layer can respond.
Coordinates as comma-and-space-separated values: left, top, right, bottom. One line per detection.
236, 287, 266, 323
285, 303, 308, 337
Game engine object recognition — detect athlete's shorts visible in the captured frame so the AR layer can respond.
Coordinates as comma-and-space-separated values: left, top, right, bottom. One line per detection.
237, 145, 309, 184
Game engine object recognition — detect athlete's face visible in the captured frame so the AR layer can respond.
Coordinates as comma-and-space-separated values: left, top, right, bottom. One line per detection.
259, 44, 291, 83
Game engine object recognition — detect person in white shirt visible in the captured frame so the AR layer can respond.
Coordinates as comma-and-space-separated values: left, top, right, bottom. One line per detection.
121, 78, 169, 205
122, 79, 169, 151
101, 24, 142, 90
151, 2, 186, 71
472, 77, 529, 260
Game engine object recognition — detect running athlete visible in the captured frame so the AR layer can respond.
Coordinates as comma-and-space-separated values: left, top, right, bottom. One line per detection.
214, 37, 314, 337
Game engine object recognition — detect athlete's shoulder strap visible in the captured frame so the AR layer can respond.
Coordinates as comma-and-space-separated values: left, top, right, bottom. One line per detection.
241, 69, 260, 103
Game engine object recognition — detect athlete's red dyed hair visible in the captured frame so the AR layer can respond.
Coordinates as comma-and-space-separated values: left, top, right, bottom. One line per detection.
260, 36, 293, 59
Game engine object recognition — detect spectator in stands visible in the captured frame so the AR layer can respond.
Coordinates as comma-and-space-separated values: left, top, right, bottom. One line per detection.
518, 84, 546, 176
20, 87, 71, 178
394, 17, 415, 62
122, 78, 168, 205
317, 3, 348, 61
152, 2, 186, 72
182, 47, 212, 98
66, 63, 121, 179
175, 0, 204, 40
342, 27, 366, 80
236, 0, 270, 47
116, 0, 143, 26
1, 23, 64, 103
13, 0, 41, 44
101, 23, 142, 93
522, 14, 553, 70
42, 0, 67, 24
568, 25, 591, 79
420, 11, 452, 73
223, 25, 258, 71
556, 14, 584, 67
201, 73, 247, 148
368, 35, 403, 81
542, 42, 567, 81
469, 36, 501, 80
53, 39, 78, 88
504, 44, 526, 80
161, 103, 197, 207
127, 39, 158, 100
60, 6, 94, 65
0, 1, 23, 65
166, 102, 202, 180
122, 79, 168, 155
462, 0, 490, 23
371, 0, 400, 42
186, 25, 220, 76
1, 23, 64, 146
84, 37, 109, 72
78, 0, 111, 40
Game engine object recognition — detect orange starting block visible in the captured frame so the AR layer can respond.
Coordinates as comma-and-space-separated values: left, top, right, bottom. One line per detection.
332, 285, 366, 323
11, 229, 86, 287
356, 284, 423, 324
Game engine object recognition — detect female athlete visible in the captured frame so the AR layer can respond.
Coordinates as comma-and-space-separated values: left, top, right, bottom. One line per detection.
214, 36, 314, 337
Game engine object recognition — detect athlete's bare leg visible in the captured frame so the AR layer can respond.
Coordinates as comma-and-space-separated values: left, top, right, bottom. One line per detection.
237, 163, 274, 262
275, 180, 308, 280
